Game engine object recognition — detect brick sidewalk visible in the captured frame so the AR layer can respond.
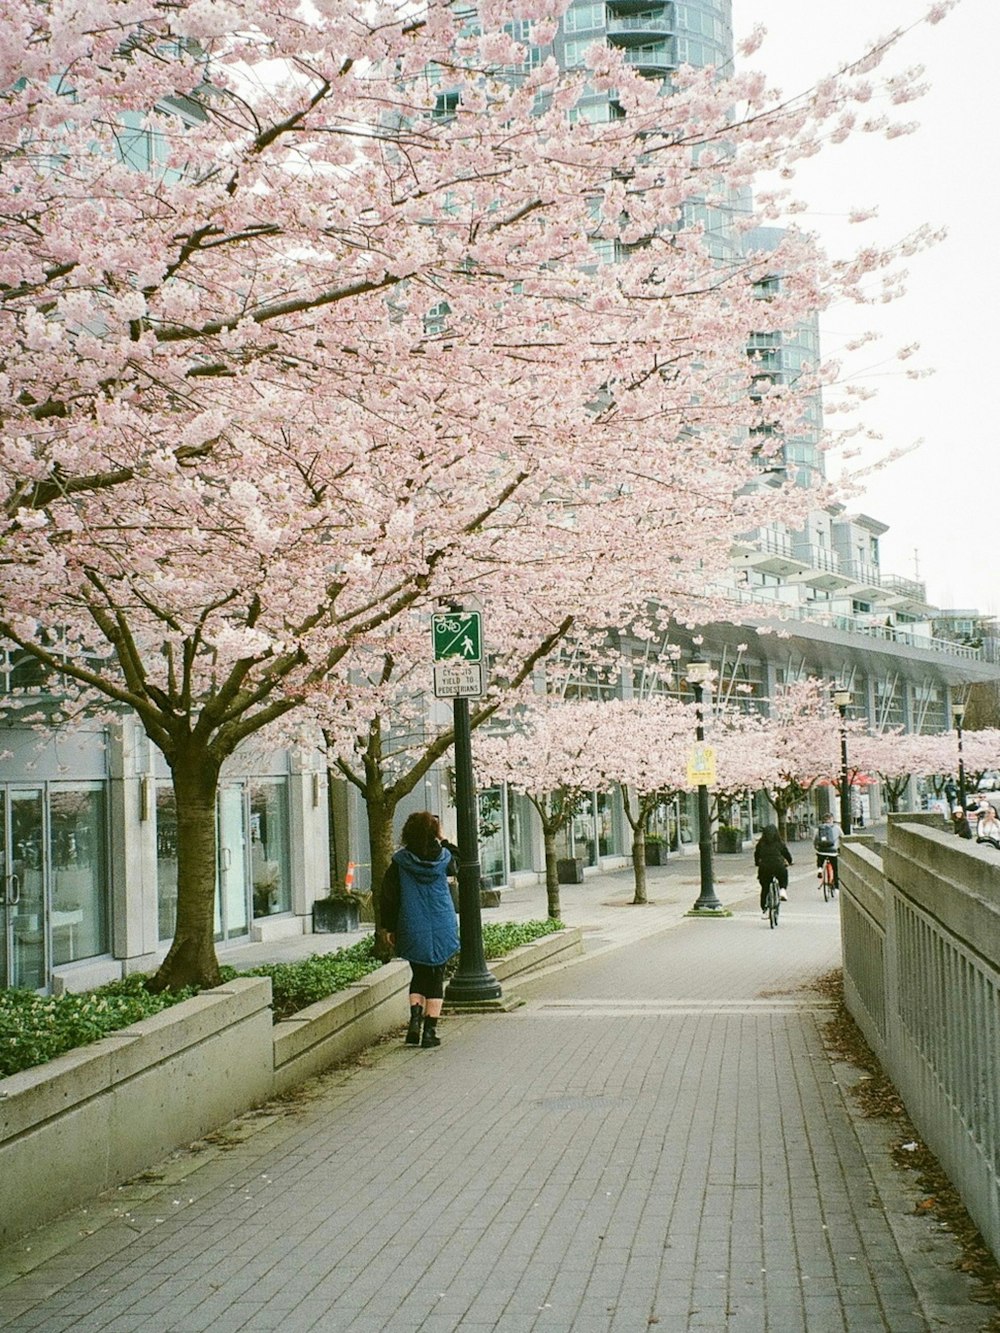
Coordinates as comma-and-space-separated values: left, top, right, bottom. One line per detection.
0, 846, 991, 1332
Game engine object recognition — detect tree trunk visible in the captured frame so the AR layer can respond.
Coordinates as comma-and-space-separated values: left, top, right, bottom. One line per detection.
151, 744, 223, 992
543, 826, 561, 920
367, 794, 398, 930
631, 830, 648, 905
775, 804, 788, 844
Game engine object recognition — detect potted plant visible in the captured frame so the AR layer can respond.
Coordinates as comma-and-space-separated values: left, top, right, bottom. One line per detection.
313, 888, 362, 933
556, 856, 585, 884
644, 834, 669, 866
716, 825, 743, 854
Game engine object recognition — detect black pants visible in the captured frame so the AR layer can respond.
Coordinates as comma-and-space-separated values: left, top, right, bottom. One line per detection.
757, 865, 787, 910
410, 962, 446, 1000
815, 854, 839, 888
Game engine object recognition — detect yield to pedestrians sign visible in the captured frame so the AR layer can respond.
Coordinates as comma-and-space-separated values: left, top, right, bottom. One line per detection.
431, 611, 484, 698
432, 611, 482, 663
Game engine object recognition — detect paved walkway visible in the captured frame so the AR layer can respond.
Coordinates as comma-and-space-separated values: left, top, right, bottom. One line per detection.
0, 842, 993, 1332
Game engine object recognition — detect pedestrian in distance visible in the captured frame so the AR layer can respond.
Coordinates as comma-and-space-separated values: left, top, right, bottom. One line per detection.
976, 805, 1000, 850
952, 806, 974, 840
378, 811, 459, 1049
813, 816, 841, 890
754, 824, 793, 913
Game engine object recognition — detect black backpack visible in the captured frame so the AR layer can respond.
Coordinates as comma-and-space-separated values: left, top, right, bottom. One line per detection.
816, 828, 836, 852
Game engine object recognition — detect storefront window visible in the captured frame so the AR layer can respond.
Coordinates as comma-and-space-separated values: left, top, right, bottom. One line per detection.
478, 788, 505, 888
572, 794, 597, 866
250, 780, 290, 917
507, 790, 532, 873
49, 786, 108, 964
156, 784, 179, 941
597, 791, 619, 857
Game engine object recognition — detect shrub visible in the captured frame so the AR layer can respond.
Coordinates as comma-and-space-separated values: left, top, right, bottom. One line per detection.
481, 919, 564, 959
0, 975, 197, 1079
0, 921, 564, 1076
230, 936, 384, 1021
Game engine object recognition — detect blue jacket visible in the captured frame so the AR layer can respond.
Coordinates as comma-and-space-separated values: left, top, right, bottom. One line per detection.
381, 845, 459, 966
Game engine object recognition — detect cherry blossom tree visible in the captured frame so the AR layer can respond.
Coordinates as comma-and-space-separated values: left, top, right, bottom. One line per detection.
708, 708, 771, 831
849, 728, 944, 813
474, 699, 616, 919
317, 615, 571, 914
755, 679, 843, 839
582, 697, 690, 905
0, 2, 947, 985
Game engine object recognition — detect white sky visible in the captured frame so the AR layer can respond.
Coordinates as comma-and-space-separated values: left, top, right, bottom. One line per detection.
732, 0, 997, 617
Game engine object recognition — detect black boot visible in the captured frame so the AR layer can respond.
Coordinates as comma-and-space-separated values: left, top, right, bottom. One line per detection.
405, 1003, 423, 1046
421, 1015, 441, 1048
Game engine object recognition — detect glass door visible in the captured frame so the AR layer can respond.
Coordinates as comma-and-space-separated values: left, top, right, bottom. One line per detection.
215, 785, 250, 942
1, 788, 46, 991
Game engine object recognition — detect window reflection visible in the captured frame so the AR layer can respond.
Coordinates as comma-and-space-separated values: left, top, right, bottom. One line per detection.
250, 780, 290, 917
49, 786, 108, 964
156, 784, 178, 941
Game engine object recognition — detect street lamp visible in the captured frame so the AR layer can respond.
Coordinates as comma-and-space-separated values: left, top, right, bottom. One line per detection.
833, 689, 852, 835
952, 700, 968, 815
687, 653, 723, 913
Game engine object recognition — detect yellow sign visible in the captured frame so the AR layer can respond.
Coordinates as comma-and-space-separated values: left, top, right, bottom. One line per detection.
687, 744, 717, 787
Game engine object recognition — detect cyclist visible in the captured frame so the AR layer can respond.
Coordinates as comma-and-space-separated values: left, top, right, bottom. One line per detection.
754, 824, 793, 914
814, 817, 841, 890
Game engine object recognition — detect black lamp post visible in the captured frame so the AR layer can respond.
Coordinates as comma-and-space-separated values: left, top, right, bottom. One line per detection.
833, 688, 852, 835
444, 692, 502, 1003
687, 654, 723, 913
952, 700, 968, 816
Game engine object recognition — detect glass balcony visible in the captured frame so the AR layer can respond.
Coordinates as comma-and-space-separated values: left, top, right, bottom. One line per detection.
607, 15, 673, 39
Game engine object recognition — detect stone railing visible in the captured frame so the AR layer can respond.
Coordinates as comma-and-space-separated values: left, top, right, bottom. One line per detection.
839, 819, 1000, 1262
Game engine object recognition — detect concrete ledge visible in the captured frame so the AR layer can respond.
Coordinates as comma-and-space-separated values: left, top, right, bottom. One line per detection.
0, 931, 576, 1245
0, 977, 273, 1245
490, 927, 584, 982
250, 913, 306, 944
272, 962, 410, 1095
886, 822, 1000, 963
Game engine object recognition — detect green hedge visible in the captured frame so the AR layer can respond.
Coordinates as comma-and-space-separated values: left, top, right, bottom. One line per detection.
0, 975, 197, 1079
0, 920, 564, 1077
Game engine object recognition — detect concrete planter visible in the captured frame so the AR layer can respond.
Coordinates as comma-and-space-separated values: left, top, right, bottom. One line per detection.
0, 929, 582, 1245
313, 896, 361, 932
0, 978, 274, 1246
489, 927, 583, 982
273, 961, 409, 1095
556, 856, 585, 884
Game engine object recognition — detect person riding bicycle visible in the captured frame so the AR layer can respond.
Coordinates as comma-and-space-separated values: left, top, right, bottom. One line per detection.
813, 817, 841, 889
754, 824, 793, 913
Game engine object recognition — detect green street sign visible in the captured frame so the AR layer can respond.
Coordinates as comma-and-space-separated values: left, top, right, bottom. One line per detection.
432, 611, 482, 663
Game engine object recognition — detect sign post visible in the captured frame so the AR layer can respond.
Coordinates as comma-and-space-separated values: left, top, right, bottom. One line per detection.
431, 610, 500, 1004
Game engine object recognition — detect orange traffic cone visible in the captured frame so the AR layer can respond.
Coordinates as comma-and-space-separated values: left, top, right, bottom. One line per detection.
344, 862, 356, 891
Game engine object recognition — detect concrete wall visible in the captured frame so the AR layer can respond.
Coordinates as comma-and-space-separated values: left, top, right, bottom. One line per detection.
0, 930, 583, 1244
840, 819, 1000, 1264
0, 977, 274, 1245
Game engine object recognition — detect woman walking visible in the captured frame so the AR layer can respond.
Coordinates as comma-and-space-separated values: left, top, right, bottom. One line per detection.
379, 811, 459, 1049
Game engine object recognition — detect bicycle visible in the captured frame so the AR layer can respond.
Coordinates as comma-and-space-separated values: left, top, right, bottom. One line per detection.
765, 874, 781, 928
817, 854, 837, 902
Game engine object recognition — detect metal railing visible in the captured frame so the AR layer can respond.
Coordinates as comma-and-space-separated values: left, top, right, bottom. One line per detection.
840, 823, 1000, 1264
792, 544, 842, 574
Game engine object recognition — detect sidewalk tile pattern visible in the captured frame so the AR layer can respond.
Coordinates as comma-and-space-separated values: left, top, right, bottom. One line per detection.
0, 848, 990, 1331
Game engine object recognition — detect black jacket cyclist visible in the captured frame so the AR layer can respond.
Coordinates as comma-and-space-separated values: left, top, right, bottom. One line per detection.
754, 825, 793, 911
